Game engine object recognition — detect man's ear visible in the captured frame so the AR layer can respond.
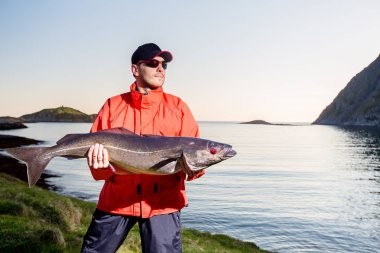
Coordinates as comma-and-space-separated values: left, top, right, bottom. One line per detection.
131, 64, 139, 77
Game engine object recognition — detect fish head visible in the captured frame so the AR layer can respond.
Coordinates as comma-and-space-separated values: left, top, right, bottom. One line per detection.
182, 139, 237, 171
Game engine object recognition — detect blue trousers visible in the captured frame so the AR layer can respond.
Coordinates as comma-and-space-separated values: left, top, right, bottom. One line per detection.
81, 209, 182, 253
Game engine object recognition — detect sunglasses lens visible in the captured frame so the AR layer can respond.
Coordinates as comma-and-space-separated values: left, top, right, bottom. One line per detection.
140, 60, 167, 69
145, 60, 159, 68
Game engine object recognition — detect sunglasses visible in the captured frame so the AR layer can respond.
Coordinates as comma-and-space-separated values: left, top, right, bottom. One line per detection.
137, 59, 168, 70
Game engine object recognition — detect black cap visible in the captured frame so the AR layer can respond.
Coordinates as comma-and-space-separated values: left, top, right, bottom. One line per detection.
131, 43, 173, 64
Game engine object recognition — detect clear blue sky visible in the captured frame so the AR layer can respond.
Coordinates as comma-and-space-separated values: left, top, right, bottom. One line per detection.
1, 0, 380, 122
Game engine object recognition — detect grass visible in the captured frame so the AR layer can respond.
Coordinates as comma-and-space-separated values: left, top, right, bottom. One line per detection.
0, 173, 272, 253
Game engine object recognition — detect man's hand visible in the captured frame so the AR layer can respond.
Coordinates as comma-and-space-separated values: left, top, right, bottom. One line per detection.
87, 143, 109, 169
87, 143, 132, 175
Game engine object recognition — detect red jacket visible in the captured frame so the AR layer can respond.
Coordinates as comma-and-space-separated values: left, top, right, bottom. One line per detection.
90, 83, 205, 218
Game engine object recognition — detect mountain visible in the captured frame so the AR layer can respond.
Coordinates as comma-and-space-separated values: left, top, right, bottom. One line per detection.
313, 54, 380, 127
20, 106, 96, 123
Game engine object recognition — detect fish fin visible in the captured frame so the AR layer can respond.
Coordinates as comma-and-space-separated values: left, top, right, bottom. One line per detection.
57, 128, 139, 145
56, 134, 82, 145
61, 155, 82, 160
5, 147, 52, 187
100, 127, 140, 136
150, 158, 178, 170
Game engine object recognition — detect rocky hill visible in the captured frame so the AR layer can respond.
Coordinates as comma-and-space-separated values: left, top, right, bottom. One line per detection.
313, 54, 380, 127
20, 106, 96, 123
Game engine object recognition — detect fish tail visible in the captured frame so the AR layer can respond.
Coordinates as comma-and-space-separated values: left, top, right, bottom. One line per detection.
6, 147, 52, 187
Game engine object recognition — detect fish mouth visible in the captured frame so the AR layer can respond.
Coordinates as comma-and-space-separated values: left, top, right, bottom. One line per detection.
222, 149, 237, 159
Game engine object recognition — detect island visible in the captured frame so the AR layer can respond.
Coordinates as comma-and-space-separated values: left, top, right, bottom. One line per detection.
241, 119, 293, 126
0, 107, 97, 130
20, 106, 96, 123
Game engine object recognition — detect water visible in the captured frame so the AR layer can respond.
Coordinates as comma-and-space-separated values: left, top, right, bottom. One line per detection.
2, 122, 380, 253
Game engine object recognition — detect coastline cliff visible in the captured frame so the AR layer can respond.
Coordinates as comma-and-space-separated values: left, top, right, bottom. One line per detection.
313, 54, 380, 127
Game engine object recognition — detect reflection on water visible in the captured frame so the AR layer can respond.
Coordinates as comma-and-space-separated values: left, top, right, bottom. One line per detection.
337, 126, 380, 185
1, 122, 380, 253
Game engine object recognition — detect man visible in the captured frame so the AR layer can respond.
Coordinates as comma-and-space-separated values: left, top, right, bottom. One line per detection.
81, 43, 205, 253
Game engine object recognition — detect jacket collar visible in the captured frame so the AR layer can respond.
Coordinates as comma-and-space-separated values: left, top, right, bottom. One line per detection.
130, 82, 164, 109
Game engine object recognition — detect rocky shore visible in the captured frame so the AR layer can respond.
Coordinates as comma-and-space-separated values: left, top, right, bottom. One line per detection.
0, 117, 27, 130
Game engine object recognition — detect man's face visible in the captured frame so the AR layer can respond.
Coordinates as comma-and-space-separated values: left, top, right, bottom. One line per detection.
132, 56, 166, 89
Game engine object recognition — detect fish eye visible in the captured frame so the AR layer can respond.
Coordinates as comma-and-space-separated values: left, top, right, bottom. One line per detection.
210, 148, 217, 154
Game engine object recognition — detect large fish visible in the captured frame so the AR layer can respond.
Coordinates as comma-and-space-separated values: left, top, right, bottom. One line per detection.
6, 128, 236, 187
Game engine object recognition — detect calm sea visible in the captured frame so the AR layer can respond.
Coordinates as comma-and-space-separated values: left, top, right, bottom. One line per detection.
1, 122, 380, 253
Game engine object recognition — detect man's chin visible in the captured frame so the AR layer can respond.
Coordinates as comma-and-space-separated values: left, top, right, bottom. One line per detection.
147, 83, 164, 89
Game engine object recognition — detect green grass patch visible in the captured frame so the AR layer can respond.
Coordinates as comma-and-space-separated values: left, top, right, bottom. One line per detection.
0, 173, 272, 252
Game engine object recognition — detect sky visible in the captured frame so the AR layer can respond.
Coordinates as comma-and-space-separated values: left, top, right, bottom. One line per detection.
1, 0, 380, 123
